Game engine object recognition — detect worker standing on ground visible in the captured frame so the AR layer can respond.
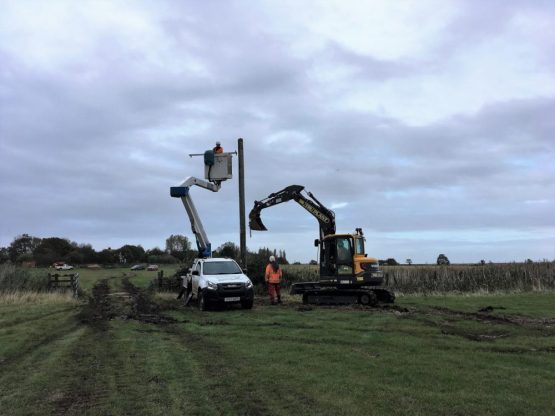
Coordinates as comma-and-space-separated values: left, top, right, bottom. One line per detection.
265, 255, 282, 305
213, 141, 223, 153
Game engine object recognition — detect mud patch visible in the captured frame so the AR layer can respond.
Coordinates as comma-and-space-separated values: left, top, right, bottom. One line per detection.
79, 278, 177, 328
440, 326, 509, 342
78, 280, 115, 330
478, 306, 506, 313
121, 277, 177, 325
427, 306, 555, 329
481, 346, 555, 354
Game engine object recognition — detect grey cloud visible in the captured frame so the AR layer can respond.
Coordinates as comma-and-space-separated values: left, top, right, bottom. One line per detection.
1, 2, 553, 263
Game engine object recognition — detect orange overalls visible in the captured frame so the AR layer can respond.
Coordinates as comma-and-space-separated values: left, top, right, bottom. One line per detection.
265, 263, 282, 304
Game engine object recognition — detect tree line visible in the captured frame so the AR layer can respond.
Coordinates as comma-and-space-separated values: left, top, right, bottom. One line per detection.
0, 234, 288, 270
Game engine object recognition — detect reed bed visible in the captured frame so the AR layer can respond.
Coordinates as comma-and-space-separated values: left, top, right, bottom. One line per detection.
0, 264, 50, 292
282, 262, 555, 294
0, 290, 78, 305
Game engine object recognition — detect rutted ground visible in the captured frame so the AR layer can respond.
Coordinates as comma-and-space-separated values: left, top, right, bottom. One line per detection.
1, 278, 554, 415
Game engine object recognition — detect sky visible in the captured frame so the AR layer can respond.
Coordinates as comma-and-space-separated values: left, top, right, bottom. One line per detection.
1, 0, 554, 264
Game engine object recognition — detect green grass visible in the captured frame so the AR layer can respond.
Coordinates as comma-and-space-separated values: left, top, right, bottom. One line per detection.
1, 270, 553, 415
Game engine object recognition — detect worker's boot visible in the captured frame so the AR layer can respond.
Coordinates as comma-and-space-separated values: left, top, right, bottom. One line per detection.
277, 296, 282, 304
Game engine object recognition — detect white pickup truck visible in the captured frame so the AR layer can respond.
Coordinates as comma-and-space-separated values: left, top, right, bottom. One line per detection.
182, 257, 254, 311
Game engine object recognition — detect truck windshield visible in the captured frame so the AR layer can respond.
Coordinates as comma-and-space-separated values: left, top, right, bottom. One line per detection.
203, 261, 242, 275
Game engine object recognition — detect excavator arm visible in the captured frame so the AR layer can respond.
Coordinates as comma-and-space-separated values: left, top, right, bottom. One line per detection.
249, 185, 336, 240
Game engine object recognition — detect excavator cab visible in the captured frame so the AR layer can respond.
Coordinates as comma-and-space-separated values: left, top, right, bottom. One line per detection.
319, 235, 354, 283
319, 231, 382, 286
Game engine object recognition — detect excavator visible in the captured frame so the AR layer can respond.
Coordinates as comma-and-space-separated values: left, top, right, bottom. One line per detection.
249, 185, 394, 305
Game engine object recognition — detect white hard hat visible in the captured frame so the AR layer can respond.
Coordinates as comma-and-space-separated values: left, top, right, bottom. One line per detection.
269, 255, 275, 262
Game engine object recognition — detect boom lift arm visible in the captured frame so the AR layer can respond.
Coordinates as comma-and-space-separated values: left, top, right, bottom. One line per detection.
249, 185, 336, 240
170, 176, 221, 258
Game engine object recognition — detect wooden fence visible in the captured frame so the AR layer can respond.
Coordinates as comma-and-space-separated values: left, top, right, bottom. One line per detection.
48, 272, 80, 298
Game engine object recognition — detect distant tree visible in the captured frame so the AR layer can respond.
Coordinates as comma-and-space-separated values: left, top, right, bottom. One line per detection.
165, 234, 191, 261
98, 248, 118, 265
33, 237, 73, 266
214, 242, 240, 260
0, 247, 9, 264
437, 254, 450, 265
146, 247, 164, 257
526, 258, 533, 264
277, 249, 288, 265
77, 244, 98, 264
480, 259, 486, 265
309, 260, 318, 265
293, 261, 301, 265
147, 253, 179, 264
65, 250, 84, 265
379, 258, 398, 266
119, 245, 145, 264
8, 234, 42, 263
406, 258, 412, 265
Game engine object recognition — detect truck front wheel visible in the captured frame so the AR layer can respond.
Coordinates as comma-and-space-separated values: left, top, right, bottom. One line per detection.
241, 299, 253, 309
198, 290, 208, 311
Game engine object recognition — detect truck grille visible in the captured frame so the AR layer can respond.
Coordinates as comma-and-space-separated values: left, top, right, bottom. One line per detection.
218, 283, 245, 296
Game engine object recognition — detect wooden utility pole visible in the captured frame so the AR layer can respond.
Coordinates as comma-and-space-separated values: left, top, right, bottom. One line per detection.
238, 138, 247, 268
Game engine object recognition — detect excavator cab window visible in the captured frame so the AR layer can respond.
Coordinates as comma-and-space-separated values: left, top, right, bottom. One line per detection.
336, 237, 354, 276
355, 237, 365, 256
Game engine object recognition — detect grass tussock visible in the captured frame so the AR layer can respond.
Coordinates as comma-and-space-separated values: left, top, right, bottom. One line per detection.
0, 290, 78, 305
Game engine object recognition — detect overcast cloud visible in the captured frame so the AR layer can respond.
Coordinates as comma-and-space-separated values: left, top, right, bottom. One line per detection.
1, 0, 554, 263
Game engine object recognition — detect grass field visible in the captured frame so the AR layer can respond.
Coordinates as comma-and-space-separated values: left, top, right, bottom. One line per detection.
1, 268, 554, 415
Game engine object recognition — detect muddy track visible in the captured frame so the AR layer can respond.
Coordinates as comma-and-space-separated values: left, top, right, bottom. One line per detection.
121, 277, 177, 324
426, 305, 555, 328
80, 277, 177, 329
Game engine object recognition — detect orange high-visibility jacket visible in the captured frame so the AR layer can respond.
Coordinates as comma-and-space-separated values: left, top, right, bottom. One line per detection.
265, 264, 282, 284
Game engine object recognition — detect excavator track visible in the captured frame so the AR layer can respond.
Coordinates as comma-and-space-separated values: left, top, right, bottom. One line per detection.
293, 283, 395, 306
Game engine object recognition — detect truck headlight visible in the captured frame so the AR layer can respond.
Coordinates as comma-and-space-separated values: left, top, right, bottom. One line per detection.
206, 281, 218, 290
245, 281, 253, 289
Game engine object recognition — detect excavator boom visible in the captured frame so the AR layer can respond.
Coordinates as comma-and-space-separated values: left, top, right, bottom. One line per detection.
249, 185, 336, 239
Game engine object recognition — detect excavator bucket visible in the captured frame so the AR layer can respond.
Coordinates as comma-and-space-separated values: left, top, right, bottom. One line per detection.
248, 209, 268, 231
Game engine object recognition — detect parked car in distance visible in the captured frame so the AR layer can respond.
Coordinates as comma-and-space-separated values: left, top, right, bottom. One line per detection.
147, 264, 159, 271
54, 263, 74, 271
130, 264, 146, 270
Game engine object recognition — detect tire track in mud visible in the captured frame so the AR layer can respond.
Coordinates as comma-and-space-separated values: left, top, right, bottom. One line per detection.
393, 304, 555, 347
54, 277, 179, 414
426, 305, 555, 328
0, 306, 77, 329
0, 322, 82, 370
79, 277, 177, 328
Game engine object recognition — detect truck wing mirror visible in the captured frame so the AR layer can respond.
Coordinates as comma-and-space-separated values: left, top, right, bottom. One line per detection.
192, 270, 199, 276
314, 239, 319, 247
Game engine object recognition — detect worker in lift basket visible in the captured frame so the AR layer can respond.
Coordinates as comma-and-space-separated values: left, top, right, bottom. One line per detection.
213, 141, 223, 154
265, 255, 283, 305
